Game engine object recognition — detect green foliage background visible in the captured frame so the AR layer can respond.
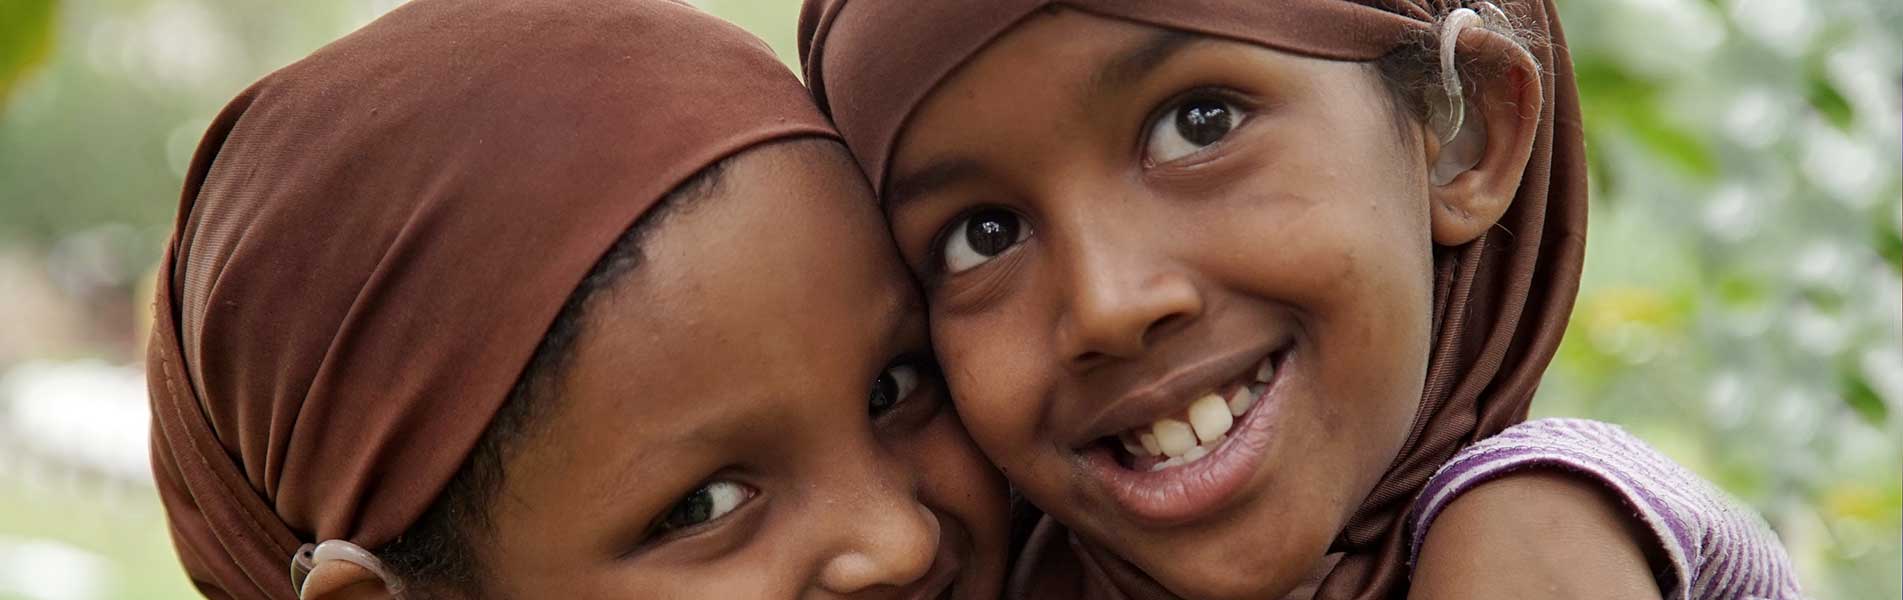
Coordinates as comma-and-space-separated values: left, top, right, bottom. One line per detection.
0, 0, 1895, 598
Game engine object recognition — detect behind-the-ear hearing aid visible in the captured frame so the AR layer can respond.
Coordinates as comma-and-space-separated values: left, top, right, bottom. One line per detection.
1429, 3, 1513, 186
290, 540, 401, 598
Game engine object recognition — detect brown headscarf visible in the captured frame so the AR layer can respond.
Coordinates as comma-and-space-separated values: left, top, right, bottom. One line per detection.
146, 1, 835, 597
798, 1, 1587, 598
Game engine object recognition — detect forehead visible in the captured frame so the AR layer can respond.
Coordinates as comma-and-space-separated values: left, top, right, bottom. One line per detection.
577, 140, 909, 413
887, 13, 1157, 188
507, 140, 912, 479
890, 11, 1391, 189
909, 10, 1161, 130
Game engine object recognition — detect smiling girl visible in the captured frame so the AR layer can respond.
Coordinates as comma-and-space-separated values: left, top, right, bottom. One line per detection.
800, 1, 1803, 598
147, 1, 1009, 598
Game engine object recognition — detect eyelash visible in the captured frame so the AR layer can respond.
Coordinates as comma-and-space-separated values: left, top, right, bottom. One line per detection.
915, 88, 1254, 282
925, 206, 1003, 281
625, 474, 759, 558
872, 352, 940, 420
1137, 86, 1255, 163
623, 352, 940, 557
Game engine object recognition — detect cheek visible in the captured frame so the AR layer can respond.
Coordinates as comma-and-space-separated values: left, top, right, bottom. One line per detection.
1215, 154, 1435, 461
1315, 236, 1432, 441
903, 407, 1008, 514
932, 310, 1048, 465
908, 412, 1013, 572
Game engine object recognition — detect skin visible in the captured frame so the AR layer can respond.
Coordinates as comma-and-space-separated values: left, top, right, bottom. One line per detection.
881, 9, 1648, 600
1413, 472, 1666, 599
305, 140, 1010, 599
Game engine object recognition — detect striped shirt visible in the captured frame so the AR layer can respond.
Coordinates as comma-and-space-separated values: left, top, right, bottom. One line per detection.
1409, 418, 1805, 599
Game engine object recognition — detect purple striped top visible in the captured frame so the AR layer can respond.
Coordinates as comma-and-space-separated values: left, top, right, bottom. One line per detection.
1408, 418, 1805, 599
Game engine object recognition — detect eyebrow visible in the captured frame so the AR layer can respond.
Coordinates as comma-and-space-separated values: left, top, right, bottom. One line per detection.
883, 31, 1202, 211
884, 157, 982, 211
1085, 30, 1201, 104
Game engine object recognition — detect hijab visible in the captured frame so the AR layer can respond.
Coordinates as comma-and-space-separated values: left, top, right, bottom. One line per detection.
797, 1, 1587, 597
147, 1, 835, 597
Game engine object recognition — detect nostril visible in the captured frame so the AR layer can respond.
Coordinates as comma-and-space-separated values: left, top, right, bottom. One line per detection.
1060, 263, 1204, 363
1142, 312, 1191, 347
1073, 350, 1108, 366
1066, 313, 1189, 370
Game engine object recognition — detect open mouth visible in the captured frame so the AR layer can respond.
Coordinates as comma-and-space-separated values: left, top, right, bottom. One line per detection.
1106, 349, 1277, 472
1081, 344, 1293, 524
1093, 345, 1285, 471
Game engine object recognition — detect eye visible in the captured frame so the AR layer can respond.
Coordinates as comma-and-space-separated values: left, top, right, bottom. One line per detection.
651, 480, 754, 538
871, 358, 947, 419
939, 208, 1030, 274
1144, 95, 1245, 165
868, 361, 923, 418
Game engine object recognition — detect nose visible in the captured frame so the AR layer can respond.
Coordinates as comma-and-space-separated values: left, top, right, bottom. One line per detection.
814, 455, 941, 594
1054, 223, 1204, 369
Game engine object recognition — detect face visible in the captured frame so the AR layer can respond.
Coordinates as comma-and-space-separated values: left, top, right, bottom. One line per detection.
479, 140, 1009, 599
884, 11, 1437, 600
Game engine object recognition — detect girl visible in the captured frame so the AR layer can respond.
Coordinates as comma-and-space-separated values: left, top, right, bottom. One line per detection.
799, 0, 1803, 598
147, 0, 1009, 597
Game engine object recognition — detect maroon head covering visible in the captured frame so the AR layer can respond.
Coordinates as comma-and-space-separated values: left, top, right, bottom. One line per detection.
798, 1, 1587, 598
146, 0, 834, 597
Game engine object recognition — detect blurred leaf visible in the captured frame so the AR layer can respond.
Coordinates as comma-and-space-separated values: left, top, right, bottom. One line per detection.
1823, 481, 1902, 524
1573, 58, 1659, 102
0, 0, 57, 104
1800, 286, 1846, 312
1573, 58, 1718, 181
1806, 74, 1855, 131
1875, 222, 1903, 272
1583, 129, 1617, 205
1624, 114, 1719, 180
1714, 272, 1768, 307
1840, 368, 1889, 425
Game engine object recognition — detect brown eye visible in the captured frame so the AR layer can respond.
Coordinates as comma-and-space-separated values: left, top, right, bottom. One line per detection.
1145, 96, 1245, 165
869, 362, 921, 418
652, 481, 753, 537
940, 208, 1029, 274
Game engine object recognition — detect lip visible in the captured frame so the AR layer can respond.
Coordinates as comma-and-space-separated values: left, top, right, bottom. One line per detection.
1080, 344, 1294, 525
1070, 340, 1284, 449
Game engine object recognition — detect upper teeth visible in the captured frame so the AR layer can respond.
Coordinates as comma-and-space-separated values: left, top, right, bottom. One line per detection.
1121, 355, 1275, 471
1153, 419, 1196, 457
1187, 393, 1232, 443
1227, 385, 1258, 416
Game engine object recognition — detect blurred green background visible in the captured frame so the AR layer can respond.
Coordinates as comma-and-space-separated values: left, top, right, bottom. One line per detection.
0, 0, 1896, 598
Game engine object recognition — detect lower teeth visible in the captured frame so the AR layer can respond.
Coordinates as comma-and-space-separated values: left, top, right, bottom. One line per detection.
1148, 434, 1225, 471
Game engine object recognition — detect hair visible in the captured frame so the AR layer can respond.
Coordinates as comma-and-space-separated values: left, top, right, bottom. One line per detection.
375, 159, 731, 598
1371, 10, 1540, 139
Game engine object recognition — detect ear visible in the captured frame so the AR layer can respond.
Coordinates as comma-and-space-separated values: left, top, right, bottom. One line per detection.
300, 560, 395, 600
1425, 26, 1542, 246
297, 541, 400, 600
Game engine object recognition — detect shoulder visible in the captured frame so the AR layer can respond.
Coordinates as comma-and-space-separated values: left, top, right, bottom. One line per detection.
1407, 418, 1806, 600
1410, 468, 1666, 599
1409, 418, 1689, 573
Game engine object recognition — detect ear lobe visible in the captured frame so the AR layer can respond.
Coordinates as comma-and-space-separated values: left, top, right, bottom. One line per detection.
1427, 25, 1543, 246
300, 560, 394, 600
296, 541, 400, 600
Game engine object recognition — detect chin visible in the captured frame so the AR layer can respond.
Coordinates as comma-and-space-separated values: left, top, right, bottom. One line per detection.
1132, 515, 1330, 600
1156, 565, 1297, 600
